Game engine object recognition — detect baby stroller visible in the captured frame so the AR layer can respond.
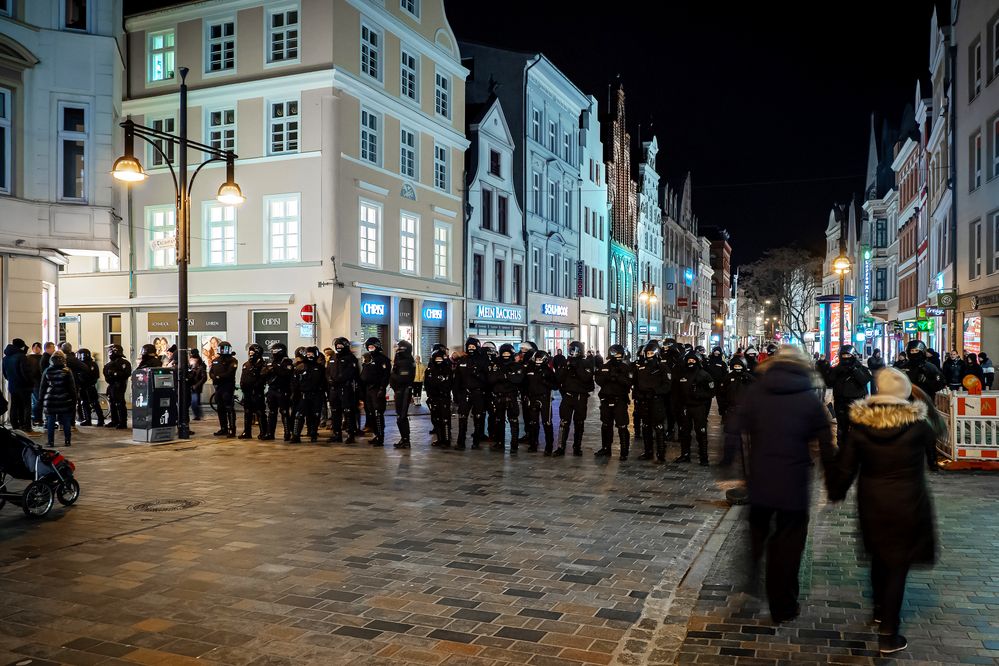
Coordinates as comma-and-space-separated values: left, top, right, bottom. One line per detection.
0, 424, 79, 518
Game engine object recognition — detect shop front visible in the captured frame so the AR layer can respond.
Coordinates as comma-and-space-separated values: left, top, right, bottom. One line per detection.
579, 312, 608, 356
360, 293, 392, 349
251, 311, 289, 359
419, 301, 447, 359
146, 311, 228, 363
466, 300, 526, 349
959, 291, 999, 360
530, 300, 577, 354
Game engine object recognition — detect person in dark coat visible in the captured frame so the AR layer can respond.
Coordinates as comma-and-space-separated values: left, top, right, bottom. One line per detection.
26, 343, 42, 425
238, 343, 267, 439
963, 353, 985, 388
941, 350, 966, 390
327, 338, 360, 443
675, 351, 715, 465
209, 341, 238, 437
453, 337, 489, 450
75, 349, 104, 426
901, 340, 945, 398
136, 343, 163, 370
719, 359, 756, 465
824, 345, 872, 444
289, 346, 327, 443
632, 340, 670, 462
360, 338, 391, 447
103, 344, 132, 429
554, 341, 594, 456
487, 343, 524, 453
389, 340, 417, 449
3, 339, 33, 432
980, 352, 995, 389
867, 349, 885, 373
926, 347, 941, 368
425, 348, 453, 448
187, 350, 208, 421
39, 351, 78, 447
595, 344, 632, 460
552, 349, 567, 372
829, 368, 938, 656
705, 347, 729, 414
523, 349, 557, 454
261, 343, 293, 441
725, 346, 835, 624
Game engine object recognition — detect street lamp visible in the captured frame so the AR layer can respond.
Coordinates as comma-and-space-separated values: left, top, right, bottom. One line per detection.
832, 253, 852, 360
112, 67, 243, 440
638, 278, 658, 345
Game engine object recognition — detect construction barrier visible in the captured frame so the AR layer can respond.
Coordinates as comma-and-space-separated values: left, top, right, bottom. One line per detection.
935, 391, 999, 466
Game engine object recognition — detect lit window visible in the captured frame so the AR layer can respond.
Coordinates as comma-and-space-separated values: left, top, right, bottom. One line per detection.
992, 212, 999, 274
359, 201, 380, 267
400, 212, 418, 274
0, 87, 10, 194
267, 194, 300, 263
400, 49, 418, 101
207, 108, 235, 154
400, 0, 419, 18
206, 20, 235, 72
148, 30, 175, 82
435, 70, 450, 118
361, 23, 381, 80
64, 0, 87, 31
269, 100, 299, 154
400, 127, 417, 178
433, 222, 450, 279
433, 143, 448, 191
204, 203, 236, 266
267, 7, 299, 63
973, 131, 982, 190
147, 206, 176, 268
361, 108, 379, 165
148, 117, 175, 167
58, 104, 87, 201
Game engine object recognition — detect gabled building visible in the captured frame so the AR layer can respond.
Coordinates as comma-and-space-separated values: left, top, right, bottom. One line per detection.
578, 94, 609, 355
701, 226, 732, 352
636, 136, 663, 342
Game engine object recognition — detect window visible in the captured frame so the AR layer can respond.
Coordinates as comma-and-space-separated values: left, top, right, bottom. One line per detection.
147, 206, 176, 268
64, 0, 86, 31
106, 314, 122, 349
972, 40, 982, 98
433, 222, 449, 279
0, 1, 10, 16
994, 18, 999, 78
435, 70, 450, 118
564, 258, 571, 297
532, 247, 540, 291
207, 108, 235, 154
361, 22, 381, 80
497, 195, 508, 235
266, 194, 300, 263
489, 150, 501, 177
531, 108, 540, 142
494, 259, 504, 302
204, 203, 236, 266
563, 132, 571, 162
599, 215, 604, 240
875, 268, 887, 301
599, 270, 604, 300
400, 212, 418, 274
584, 206, 590, 234
268, 7, 299, 63
547, 180, 556, 222
993, 117, 999, 178
269, 100, 299, 154
971, 219, 982, 280
973, 131, 983, 190
513, 264, 522, 305
563, 188, 571, 228
433, 143, 448, 191
548, 253, 556, 296
58, 104, 87, 201
992, 211, 999, 274
0, 87, 10, 194
206, 19, 235, 73
148, 30, 175, 82
401, 0, 419, 18
360, 108, 379, 164
548, 120, 556, 152
400, 49, 418, 101
359, 201, 381, 267
400, 127, 417, 178
532, 172, 541, 213
148, 117, 175, 167
875, 217, 887, 248
472, 254, 483, 300
481, 188, 492, 231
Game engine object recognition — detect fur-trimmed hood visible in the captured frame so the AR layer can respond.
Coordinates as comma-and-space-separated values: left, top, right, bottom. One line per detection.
849, 397, 927, 430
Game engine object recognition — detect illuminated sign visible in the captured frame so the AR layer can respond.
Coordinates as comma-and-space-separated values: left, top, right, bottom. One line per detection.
361, 302, 386, 316
474, 304, 524, 322
903, 320, 918, 333
916, 319, 934, 332
360, 293, 391, 324
542, 303, 569, 317
423, 308, 444, 321
683, 268, 694, 286
925, 306, 945, 317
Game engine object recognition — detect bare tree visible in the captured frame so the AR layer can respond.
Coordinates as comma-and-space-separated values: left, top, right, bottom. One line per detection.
741, 247, 822, 346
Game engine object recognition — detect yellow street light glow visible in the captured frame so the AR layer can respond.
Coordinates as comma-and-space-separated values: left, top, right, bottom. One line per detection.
111, 155, 146, 182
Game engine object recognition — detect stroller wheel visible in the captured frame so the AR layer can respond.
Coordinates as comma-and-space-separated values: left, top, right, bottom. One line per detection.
57, 478, 80, 506
22, 481, 54, 518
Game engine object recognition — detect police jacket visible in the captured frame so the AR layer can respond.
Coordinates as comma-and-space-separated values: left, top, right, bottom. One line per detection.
724, 371, 755, 406
64, 354, 89, 388
240, 358, 266, 393
294, 360, 327, 394
80, 358, 101, 388
137, 352, 162, 370
261, 357, 293, 394
903, 358, 946, 397
633, 357, 670, 395
328, 351, 360, 387
595, 358, 632, 399
389, 352, 416, 391
424, 362, 453, 400
103, 357, 132, 386
523, 361, 556, 396
188, 362, 208, 393
706, 354, 729, 385
209, 355, 238, 387
677, 366, 714, 405
360, 351, 391, 390
826, 360, 872, 402
488, 358, 524, 395
557, 356, 595, 395
454, 351, 489, 392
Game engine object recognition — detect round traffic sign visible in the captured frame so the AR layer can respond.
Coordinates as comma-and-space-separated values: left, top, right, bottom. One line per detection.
300, 304, 315, 323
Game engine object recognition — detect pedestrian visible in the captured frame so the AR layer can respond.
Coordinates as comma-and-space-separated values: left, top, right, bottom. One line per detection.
75, 349, 104, 426
261, 343, 293, 441
828, 367, 938, 656
453, 338, 489, 450
980, 352, 994, 389
632, 340, 670, 462
103, 344, 132, 429
187, 350, 207, 421
487, 343, 524, 453
552, 348, 566, 371
523, 349, 556, 454
595, 344, 632, 460
238, 344, 267, 439
554, 341, 594, 456
360, 338, 391, 447
941, 349, 966, 390
901, 340, 945, 399
327, 338, 359, 443
425, 348, 454, 448
39, 350, 77, 448
675, 350, 715, 465
744, 346, 760, 373
963, 353, 985, 388
824, 345, 872, 444
926, 347, 942, 368
413, 355, 426, 406
136, 343, 162, 370
390, 340, 416, 449
26, 342, 42, 426
35, 342, 56, 426
3, 338, 34, 433
725, 346, 835, 624
209, 341, 238, 437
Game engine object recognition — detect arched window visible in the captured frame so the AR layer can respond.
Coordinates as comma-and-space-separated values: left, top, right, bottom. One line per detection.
609, 317, 617, 345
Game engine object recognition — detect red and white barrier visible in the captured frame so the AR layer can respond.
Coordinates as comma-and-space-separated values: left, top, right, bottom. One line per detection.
936, 392, 999, 463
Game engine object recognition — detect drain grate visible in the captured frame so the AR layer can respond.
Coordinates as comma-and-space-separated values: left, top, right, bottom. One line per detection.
128, 499, 202, 512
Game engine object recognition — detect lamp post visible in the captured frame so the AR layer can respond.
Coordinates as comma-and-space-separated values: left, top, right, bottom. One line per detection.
638, 265, 657, 345
112, 67, 244, 440
832, 253, 852, 360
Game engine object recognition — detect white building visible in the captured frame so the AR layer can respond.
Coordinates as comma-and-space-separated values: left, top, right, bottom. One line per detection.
636, 137, 663, 342
0, 0, 123, 347
577, 94, 609, 355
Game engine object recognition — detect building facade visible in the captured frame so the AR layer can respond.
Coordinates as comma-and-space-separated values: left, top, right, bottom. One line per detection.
636, 137, 662, 343
60, 0, 467, 364
0, 0, 123, 348
702, 226, 732, 352
577, 94, 609, 355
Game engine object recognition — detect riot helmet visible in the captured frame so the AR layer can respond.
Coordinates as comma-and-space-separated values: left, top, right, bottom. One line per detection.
333, 337, 350, 353
839, 344, 857, 361
305, 346, 320, 361
568, 340, 585, 357
499, 343, 516, 360
643, 340, 660, 359
218, 341, 233, 356
533, 349, 550, 364
77, 348, 92, 362
684, 350, 701, 369
608, 344, 626, 359
247, 343, 263, 360
906, 339, 927, 359
364, 337, 382, 352
395, 339, 413, 355
107, 344, 123, 360
269, 343, 288, 361
431, 348, 448, 364
140, 343, 158, 357
465, 337, 480, 354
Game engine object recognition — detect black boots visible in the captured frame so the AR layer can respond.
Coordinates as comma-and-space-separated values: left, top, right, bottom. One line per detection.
639, 424, 654, 460
619, 429, 630, 461
655, 429, 666, 463
595, 425, 613, 457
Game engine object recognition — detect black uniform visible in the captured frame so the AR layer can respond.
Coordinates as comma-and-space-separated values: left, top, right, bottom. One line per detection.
327, 338, 360, 443
633, 342, 671, 461
209, 345, 239, 436
901, 342, 946, 399
555, 341, 595, 456
360, 338, 391, 446
825, 348, 872, 444
487, 344, 524, 452
663, 342, 685, 440
720, 363, 755, 466
390, 340, 417, 448
705, 347, 729, 416
594, 346, 631, 460
261, 345, 294, 441
238, 345, 267, 439
103, 347, 132, 429
453, 337, 489, 450
290, 348, 327, 443
75, 349, 104, 426
676, 351, 715, 464
425, 350, 453, 447
523, 352, 557, 453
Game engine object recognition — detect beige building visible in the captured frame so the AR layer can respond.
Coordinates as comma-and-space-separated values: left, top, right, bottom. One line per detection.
60, 0, 467, 365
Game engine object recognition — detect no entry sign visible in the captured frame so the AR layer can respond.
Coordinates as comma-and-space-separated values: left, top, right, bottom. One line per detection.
300, 304, 315, 323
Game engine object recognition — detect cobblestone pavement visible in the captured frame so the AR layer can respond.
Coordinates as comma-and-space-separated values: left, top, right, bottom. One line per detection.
0, 400, 735, 666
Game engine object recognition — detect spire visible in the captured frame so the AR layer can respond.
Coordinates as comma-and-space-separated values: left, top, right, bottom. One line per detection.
864, 113, 879, 197
847, 197, 858, 257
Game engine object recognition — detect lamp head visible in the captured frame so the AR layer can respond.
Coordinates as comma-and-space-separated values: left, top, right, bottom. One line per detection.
112, 155, 146, 182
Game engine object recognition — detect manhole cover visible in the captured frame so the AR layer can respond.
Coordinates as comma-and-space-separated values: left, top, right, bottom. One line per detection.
128, 499, 202, 512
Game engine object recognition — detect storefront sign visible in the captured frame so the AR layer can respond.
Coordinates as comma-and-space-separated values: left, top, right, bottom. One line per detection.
925, 306, 946, 317
684, 268, 694, 286
903, 320, 918, 333
576, 261, 585, 297
421, 301, 446, 324
148, 311, 227, 332
253, 311, 287, 332
541, 303, 569, 317
360, 294, 390, 324
399, 299, 414, 326
937, 290, 957, 309
254, 333, 289, 354
473, 303, 524, 323
916, 319, 934, 332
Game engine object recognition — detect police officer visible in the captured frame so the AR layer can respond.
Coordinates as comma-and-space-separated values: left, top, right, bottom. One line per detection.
901, 339, 946, 399
425, 348, 453, 448
517, 341, 539, 442
390, 340, 416, 449
676, 350, 715, 465
595, 344, 631, 460
327, 337, 360, 444
76, 348, 104, 426
238, 343, 268, 440
481, 341, 498, 441
720, 359, 756, 466
137, 343, 162, 370
705, 346, 729, 415
360, 337, 391, 447
555, 341, 595, 457
523, 349, 557, 454
289, 346, 326, 443
210, 341, 239, 437
744, 346, 760, 373
825, 344, 872, 444
103, 344, 132, 429
488, 343, 524, 453
261, 343, 294, 441
664, 341, 685, 440
453, 337, 489, 450
633, 340, 670, 462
